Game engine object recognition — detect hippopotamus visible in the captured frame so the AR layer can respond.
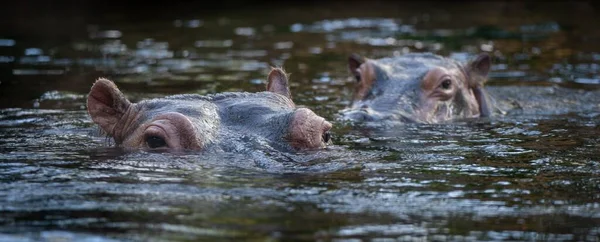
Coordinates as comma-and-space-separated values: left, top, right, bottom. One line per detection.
87, 68, 333, 152
340, 52, 500, 123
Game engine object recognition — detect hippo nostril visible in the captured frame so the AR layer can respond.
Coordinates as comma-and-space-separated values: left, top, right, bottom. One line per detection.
322, 131, 332, 143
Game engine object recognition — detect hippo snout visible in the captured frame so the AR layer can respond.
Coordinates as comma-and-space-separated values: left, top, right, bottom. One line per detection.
287, 108, 333, 150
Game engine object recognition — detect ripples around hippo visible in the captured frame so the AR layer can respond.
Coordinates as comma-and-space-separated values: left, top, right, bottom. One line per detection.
2, 1, 600, 241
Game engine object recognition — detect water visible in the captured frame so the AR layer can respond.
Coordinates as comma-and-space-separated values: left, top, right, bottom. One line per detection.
1, 1, 600, 241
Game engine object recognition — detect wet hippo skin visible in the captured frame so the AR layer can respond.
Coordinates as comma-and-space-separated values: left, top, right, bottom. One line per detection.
341, 52, 500, 124
87, 68, 333, 152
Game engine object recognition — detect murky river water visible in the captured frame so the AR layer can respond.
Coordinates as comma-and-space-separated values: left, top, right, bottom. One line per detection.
1, 1, 599, 241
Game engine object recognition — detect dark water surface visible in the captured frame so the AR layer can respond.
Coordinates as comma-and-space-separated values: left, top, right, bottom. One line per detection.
1, 1, 600, 241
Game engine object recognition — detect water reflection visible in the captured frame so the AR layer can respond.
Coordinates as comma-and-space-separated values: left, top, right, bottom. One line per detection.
1, 1, 600, 241
5, 6, 598, 89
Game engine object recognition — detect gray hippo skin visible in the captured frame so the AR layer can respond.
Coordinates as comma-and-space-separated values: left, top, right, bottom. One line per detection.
87, 68, 332, 152
341, 52, 499, 123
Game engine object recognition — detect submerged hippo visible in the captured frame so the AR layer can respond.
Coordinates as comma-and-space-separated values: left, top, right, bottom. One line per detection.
87, 68, 332, 152
340, 52, 500, 123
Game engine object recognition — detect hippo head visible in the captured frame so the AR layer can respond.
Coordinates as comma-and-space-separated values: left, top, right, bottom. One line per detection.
345, 52, 495, 123
87, 68, 332, 152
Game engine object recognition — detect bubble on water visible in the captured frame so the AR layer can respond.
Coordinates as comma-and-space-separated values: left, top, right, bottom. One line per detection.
573, 78, 600, 85
235, 27, 255, 36
488, 71, 527, 78
414, 41, 424, 49
492, 63, 508, 71
514, 53, 530, 61
337, 224, 427, 237
549, 76, 564, 83
101, 40, 127, 55
402, 47, 410, 54
52, 58, 72, 66
353, 137, 370, 144
39, 91, 83, 101
186, 20, 203, 28
0, 39, 15, 46
133, 65, 149, 73
399, 25, 416, 34
135, 49, 173, 59
0, 56, 14, 63
494, 181, 511, 186
274, 41, 293, 49
447, 190, 464, 198
340, 32, 361, 42
33, 100, 40, 108
450, 52, 471, 62
480, 43, 494, 52
290, 23, 303, 32
19, 56, 51, 64
309, 47, 322, 54
519, 21, 560, 33
13, 69, 64, 75
316, 73, 331, 83
314, 96, 329, 101
386, 37, 396, 46
249, 79, 263, 85
25, 48, 43, 56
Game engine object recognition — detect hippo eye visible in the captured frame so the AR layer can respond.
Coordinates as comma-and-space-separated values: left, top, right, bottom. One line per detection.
440, 79, 452, 90
322, 131, 331, 143
146, 135, 167, 148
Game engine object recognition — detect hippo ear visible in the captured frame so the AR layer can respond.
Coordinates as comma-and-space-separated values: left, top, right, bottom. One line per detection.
466, 53, 494, 117
467, 53, 491, 87
87, 78, 132, 136
348, 53, 364, 82
266, 67, 292, 99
